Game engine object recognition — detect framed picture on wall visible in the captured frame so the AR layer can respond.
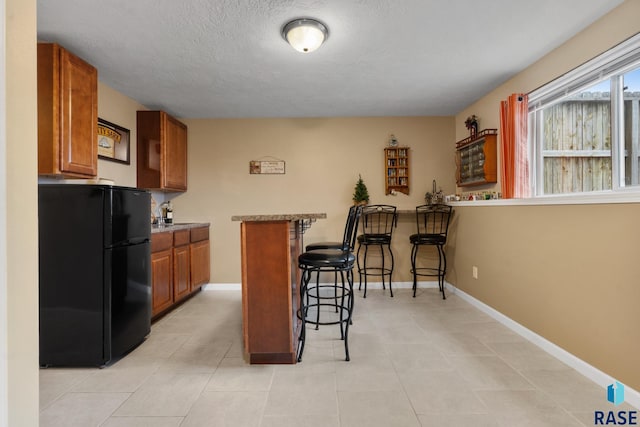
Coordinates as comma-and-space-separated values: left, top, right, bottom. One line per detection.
97, 118, 130, 164
249, 160, 286, 174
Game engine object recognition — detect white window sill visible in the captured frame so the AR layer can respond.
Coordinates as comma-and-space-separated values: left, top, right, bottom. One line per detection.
448, 189, 640, 206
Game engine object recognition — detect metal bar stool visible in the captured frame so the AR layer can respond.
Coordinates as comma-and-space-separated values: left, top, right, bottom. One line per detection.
297, 206, 362, 362
410, 204, 453, 299
306, 205, 358, 252
303, 205, 360, 328
356, 204, 397, 298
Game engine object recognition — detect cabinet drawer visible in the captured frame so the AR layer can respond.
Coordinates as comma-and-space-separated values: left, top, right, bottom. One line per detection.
173, 229, 190, 247
151, 232, 173, 252
190, 226, 209, 243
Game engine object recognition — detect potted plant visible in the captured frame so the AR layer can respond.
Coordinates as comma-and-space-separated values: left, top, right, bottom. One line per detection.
465, 115, 479, 138
352, 174, 370, 205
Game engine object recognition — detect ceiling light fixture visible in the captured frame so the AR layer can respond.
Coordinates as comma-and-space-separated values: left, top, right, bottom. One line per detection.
282, 18, 328, 53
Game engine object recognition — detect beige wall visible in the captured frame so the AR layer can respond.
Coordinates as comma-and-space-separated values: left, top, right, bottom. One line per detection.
5, 0, 39, 425
451, 0, 640, 390
448, 204, 640, 389
176, 117, 454, 283
92, 91, 458, 286
96, 82, 144, 188
89, 82, 493, 389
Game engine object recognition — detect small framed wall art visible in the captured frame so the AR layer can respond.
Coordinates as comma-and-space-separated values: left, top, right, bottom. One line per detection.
97, 118, 130, 164
249, 159, 286, 174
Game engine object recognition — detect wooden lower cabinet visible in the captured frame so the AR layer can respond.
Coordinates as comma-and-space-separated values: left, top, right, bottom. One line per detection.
190, 226, 210, 291
151, 225, 210, 318
151, 251, 173, 315
151, 233, 173, 316
173, 230, 191, 303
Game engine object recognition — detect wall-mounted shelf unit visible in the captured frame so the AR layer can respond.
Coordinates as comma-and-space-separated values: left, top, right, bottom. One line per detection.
385, 146, 410, 195
456, 129, 498, 187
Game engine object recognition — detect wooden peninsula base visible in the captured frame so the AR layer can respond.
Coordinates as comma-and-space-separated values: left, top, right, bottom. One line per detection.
232, 213, 326, 364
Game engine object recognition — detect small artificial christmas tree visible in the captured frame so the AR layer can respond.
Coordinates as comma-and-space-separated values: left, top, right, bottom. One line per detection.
352, 174, 370, 205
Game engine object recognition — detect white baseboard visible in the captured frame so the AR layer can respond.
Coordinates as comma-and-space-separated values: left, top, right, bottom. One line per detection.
448, 284, 640, 410
353, 280, 440, 289
202, 280, 638, 409
201, 283, 241, 291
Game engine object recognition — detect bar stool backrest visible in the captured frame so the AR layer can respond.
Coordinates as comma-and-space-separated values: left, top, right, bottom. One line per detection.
345, 206, 363, 251
338, 205, 358, 251
361, 204, 397, 238
415, 204, 453, 238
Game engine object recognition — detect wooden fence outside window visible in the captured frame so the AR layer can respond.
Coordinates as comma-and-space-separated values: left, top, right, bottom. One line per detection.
542, 92, 640, 194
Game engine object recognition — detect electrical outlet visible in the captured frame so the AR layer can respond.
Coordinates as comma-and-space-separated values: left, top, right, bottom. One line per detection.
472, 266, 478, 279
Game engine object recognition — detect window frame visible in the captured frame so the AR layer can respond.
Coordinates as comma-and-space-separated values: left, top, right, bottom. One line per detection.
528, 32, 640, 198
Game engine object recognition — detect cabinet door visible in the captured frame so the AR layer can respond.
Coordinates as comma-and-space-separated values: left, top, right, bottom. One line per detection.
173, 245, 191, 302
151, 248, 173, 316
136, 111, 162, 189
163, 115, 188, 191
190, 240, 210, 291
59, 48, 98, 176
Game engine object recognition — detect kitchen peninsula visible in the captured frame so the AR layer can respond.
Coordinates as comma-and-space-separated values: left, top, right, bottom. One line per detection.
232, 213, 326, 364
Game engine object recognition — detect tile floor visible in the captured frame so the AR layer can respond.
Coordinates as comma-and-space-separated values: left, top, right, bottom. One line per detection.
39, 287, 626, 426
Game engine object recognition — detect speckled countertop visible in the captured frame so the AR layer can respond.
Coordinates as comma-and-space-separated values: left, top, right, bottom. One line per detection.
151, 222, 210, 233
231, 213, 326, 222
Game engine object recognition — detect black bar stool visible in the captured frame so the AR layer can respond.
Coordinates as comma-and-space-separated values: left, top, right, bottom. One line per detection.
356, 204, 397, 298
297, 206, 362, 362
306, 205, 358, 252
410, 204, 453, 299
303, 205, 359, 328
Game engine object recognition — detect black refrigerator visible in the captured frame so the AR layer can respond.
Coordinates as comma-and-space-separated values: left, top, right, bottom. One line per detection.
38, 184, 152, 367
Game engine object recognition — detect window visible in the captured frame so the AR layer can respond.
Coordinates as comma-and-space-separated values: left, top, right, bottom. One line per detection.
529, 33, 640, 196
623, 68, 640, 186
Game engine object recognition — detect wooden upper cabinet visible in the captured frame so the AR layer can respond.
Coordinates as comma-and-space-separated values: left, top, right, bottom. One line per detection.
37, 43, 98, 177
164, 115, 188, 190
137, 110, 188, 191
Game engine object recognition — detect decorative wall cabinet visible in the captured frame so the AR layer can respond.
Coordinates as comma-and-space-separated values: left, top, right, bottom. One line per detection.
384, 146, 410, 195
137, 110, 188, 191
37, 43, 98, 178
456, 129, 498, 187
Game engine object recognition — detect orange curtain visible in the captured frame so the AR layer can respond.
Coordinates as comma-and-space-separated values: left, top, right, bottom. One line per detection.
500, 94, 529, 198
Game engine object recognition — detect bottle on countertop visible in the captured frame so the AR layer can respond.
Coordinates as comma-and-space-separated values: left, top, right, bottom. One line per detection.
164, 201, 173, 224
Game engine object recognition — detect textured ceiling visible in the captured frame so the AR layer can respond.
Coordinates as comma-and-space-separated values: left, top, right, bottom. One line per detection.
37, 0, 623, 119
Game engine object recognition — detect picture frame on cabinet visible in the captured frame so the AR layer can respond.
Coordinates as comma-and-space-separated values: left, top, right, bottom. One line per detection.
97, 118, 130, 164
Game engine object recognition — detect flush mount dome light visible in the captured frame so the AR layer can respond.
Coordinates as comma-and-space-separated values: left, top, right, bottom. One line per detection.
282, 18, 328, 53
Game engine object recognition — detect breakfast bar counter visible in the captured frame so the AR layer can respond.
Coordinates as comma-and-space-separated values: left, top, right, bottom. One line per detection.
231, 213, 326, 222
232, 213, 326, 364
